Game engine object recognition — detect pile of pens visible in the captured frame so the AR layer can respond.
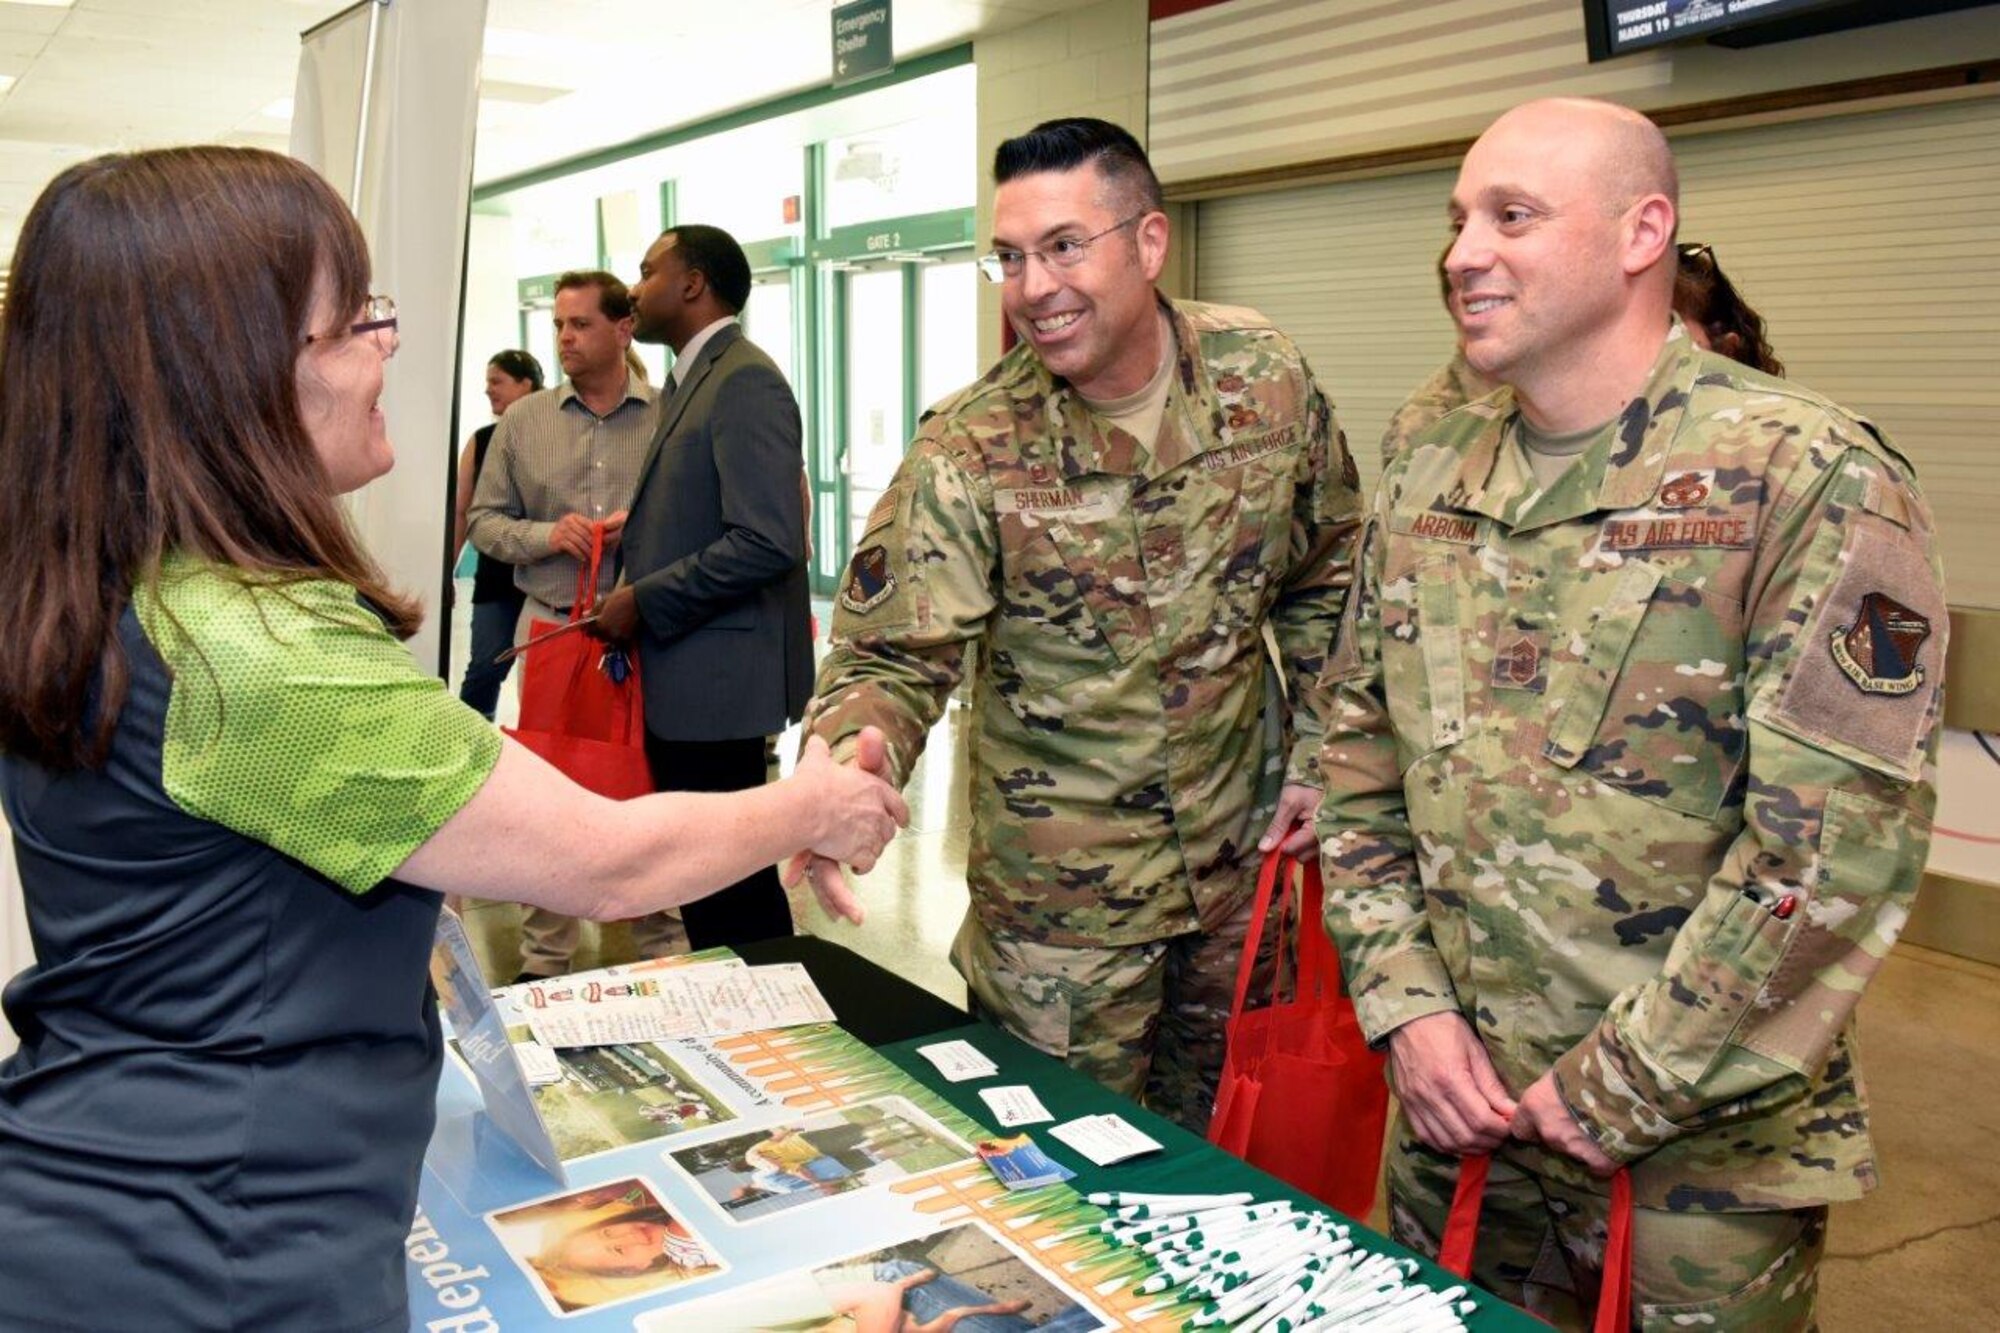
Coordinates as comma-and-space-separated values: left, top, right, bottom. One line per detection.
1057, 1190, 1481, 1332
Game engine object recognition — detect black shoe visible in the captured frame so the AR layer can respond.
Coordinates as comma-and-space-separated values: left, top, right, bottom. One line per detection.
510, 971, 554, 987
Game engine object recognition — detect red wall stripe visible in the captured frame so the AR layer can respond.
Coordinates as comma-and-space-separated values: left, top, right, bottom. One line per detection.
1149, 0, 1235, 20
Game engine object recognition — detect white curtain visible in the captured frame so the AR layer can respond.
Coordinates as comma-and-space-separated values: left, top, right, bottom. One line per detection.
292, 0, 489, 676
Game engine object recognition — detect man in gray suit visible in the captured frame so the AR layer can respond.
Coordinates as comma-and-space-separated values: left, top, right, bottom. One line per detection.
592, 224, 813, 948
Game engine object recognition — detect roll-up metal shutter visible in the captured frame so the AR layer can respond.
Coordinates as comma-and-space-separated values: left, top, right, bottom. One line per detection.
1195, 96, 2000, 608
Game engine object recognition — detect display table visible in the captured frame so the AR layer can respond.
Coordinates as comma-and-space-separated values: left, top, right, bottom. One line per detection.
406, 936, 1536, 1331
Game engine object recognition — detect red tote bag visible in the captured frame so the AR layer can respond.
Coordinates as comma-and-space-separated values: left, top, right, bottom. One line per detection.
504, 524, 652, 801
1441, 1156, 1633, 1332
1208, 850, 1391, 1220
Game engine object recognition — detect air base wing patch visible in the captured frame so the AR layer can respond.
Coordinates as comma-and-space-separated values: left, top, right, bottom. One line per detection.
839, 544, 897, 615
1830, 592, 1930, 696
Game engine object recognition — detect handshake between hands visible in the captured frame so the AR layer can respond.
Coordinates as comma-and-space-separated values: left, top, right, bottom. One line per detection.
781, 726, 906, 928
1388, 1010, 1620, 1176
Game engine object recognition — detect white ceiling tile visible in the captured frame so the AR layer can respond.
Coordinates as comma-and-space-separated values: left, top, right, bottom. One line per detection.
0, 8, 67, 39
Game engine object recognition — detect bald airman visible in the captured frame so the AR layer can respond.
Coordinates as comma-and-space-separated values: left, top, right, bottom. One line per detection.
1319, 97, 1944, 1330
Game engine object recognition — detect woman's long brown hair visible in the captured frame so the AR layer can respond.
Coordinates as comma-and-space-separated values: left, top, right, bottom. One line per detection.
0, 146, 420, 770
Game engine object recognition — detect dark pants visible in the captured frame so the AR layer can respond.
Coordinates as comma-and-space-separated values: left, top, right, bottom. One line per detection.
645, 734, 794, 949
457, 596, 521, 720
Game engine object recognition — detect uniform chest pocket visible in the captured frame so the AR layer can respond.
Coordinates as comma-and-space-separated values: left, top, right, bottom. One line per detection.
1214, 454, 1297, 632
991, 515, 1150, 703
1544, 561, 1747, 822
1378, 552, 1469, 771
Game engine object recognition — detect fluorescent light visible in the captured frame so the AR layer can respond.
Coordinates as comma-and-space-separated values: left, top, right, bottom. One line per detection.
2, 1, 76, 8
0, 76, 15, 94
260, 96, 294, 121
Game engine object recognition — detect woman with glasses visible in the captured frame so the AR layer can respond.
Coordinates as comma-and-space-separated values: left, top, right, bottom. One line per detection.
0, 146, 905, 1331
1673, 241, 1785, 375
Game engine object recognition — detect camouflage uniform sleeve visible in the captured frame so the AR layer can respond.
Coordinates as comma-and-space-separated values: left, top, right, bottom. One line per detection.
1315, 507, 1463, 1042
1270, 370, 1364, 789
801, 434, 998, 786
1553, 429, 1945, 1163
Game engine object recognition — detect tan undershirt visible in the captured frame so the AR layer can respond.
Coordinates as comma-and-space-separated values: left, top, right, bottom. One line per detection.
1078, 309, 1177, 447
1517, 414, 1612, 491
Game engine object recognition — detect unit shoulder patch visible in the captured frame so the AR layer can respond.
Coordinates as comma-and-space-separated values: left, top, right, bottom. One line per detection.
839, 544, 897, 615
1756, 509, 1945, 782
1829, 592, 1930, 696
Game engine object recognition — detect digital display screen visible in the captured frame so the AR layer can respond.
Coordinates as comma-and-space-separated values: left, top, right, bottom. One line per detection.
1585, 0, 1844, 59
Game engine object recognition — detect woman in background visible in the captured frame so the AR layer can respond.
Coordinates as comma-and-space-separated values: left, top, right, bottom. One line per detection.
1674, 241, 1785, 375
0, 145, 902, 1332
453, 348, 541, 719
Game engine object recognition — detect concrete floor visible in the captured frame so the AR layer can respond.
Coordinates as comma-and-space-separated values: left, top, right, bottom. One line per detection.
451, 591, 2000, 1327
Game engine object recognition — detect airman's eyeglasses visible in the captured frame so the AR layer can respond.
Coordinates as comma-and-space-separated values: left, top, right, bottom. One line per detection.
976, 213, 1149, 284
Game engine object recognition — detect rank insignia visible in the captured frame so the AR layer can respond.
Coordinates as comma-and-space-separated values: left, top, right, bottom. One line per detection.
839, 544, 897, 614
1492, 632, 1547, 693
1830, 592, 1929, 695
1657, 469, 1713, 509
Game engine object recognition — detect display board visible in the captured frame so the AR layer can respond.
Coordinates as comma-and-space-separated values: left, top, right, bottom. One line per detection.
413, 1012, 1133, 1329
405, 958, 1535, 1331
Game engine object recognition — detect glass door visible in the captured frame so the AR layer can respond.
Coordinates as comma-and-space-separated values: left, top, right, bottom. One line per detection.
515, 274, 561, 390
841, 266, 909, 559
917, 258, 978, 413
742, 256, 814, 570
744, 277, 798, 392
808, 209, 976, 590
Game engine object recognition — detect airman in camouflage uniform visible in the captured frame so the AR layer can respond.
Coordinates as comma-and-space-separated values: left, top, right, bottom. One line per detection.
1380, 351, 1497, 465
804, 120, 1361, 1131
1318, 99, 1944, 1329
1381, 245, 1499, 466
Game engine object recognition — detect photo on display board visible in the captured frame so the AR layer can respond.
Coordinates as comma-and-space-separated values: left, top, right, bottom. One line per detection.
535, 1029, 737, 1159
667, 1095, 974, 1225
445, 1026, 741, 1160
633, 1217, 1111, 1333
486, 1176, 727, 1317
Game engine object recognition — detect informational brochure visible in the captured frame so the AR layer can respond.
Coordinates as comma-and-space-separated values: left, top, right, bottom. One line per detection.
975, 1132, 1076, 1190
979, 1084, 1055, 1127
915, 1038, 999, 1082
522, 962, 837, 1049
1049, 1113, 1164, 1166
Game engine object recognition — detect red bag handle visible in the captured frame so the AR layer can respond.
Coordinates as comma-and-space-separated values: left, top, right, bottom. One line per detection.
1230, 851, 1340, 1022
1231, 851, 1291, 1021
1600, 1167, 1634, 1333
570, 521, 608, 621
1437, 1154, 1491, 1278
1441, 1156, 1631, 1331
